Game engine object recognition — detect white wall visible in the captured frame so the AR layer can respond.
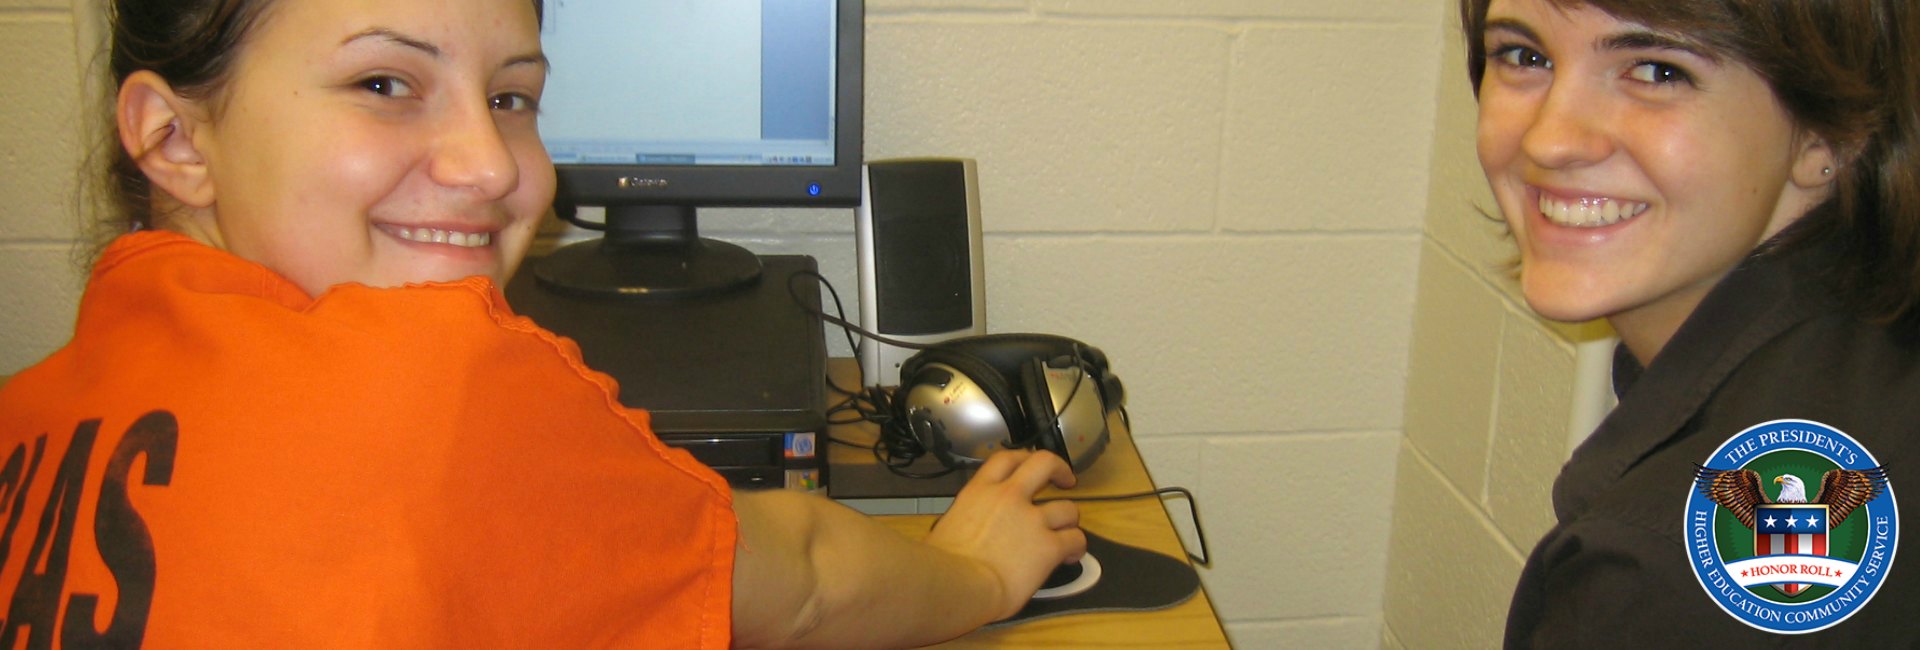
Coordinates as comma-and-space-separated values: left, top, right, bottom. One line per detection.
0, 0, 91, 372
1380, 5, 1612, 647
1, 1, 1454, 646
752, 4, 1444, 644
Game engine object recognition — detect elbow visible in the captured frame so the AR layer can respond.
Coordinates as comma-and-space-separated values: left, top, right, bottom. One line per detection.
733, 490, 839, 649
781, 585, 833, 648
737, 557, 836, 649
770, 540, 859, 649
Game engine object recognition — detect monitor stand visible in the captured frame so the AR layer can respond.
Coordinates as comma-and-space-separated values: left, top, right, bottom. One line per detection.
531, 204, 762, 300
504, 253, 828, 491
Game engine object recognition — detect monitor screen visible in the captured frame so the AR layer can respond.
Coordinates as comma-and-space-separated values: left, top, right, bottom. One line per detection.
532, 0, 864, 298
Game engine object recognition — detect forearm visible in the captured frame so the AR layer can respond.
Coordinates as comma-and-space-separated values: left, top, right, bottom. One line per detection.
732, 489, 1005, 649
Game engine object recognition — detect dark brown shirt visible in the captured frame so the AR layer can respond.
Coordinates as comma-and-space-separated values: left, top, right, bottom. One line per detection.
1507, 238, 1917, 648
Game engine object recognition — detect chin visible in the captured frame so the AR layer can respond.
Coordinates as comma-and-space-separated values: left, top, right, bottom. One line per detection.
1520, 273, 1617, 325
1524, 297, 1609, 324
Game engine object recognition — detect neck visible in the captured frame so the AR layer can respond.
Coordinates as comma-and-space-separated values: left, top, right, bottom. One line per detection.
1607, 282, 1720, 367
149, 199, 225, 251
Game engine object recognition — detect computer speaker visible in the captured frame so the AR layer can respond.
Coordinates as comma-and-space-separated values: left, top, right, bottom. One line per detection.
856, 157, 987, 382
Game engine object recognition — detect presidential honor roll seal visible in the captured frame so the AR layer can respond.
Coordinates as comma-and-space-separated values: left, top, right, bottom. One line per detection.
1687, 419, 1898, 634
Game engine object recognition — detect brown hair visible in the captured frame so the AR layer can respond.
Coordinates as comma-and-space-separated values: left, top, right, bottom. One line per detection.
95, 0, 277, 242
1460, 0, 1920, 329
90, 0, 545, 249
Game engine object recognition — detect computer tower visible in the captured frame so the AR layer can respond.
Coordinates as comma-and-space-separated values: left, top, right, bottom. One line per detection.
505, 256, 829, 492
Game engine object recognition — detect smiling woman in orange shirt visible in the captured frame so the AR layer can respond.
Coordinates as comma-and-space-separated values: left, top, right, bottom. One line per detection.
0, 1, 1085, 647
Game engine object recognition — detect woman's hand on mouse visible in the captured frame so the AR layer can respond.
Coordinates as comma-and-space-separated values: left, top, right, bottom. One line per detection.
924, 450, 1087, 620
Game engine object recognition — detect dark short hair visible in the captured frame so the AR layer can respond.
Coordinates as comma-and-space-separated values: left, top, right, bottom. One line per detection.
1460, 0, 1920, 330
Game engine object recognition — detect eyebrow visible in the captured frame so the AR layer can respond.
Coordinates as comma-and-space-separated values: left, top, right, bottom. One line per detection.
1483, 18, 1542, 46
1484, 17, 1721, 63
343, 28, 440, 57
1600, 30, 1721, 63
340, 28, 550, 71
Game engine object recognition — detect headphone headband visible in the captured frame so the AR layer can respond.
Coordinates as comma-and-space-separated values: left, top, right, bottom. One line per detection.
897, 333, 1103, 383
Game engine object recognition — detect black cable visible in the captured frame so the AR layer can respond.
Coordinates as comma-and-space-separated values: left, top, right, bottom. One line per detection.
813, 375, 960, 478
863, 384, 962, 479
786, 269, 883, 402
787, 269, 866, 377
787, 269, 940, 356
786, 270, 968, 478
786, 271, 1100, 446
826, 375, 863, 398
1038, 486, 1212, 568
784, 272, 1200, 563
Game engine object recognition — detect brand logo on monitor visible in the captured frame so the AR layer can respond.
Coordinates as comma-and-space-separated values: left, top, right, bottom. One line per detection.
616, 177, 671, 189
1687, 419, 1897, 634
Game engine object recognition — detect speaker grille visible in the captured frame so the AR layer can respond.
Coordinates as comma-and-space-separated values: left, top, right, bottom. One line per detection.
870, 160, 975, 335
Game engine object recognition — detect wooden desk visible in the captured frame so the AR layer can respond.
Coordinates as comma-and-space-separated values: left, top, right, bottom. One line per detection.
824, 360, 1229, 648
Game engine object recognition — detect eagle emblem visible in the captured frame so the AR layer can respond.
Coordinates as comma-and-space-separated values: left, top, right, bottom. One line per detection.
1683, 419, 1899, 634
1696, 467, 1888, 596
1695, 467, 1888, 529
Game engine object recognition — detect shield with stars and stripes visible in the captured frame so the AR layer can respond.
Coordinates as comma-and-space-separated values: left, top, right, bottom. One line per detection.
1753, 504, 1829, 597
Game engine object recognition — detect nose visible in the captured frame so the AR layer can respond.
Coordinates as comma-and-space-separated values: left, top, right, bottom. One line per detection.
1519, 79, 1614, 170
429, 103, 520, 199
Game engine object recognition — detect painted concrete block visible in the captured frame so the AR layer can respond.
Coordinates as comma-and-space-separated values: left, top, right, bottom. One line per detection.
1382, 441, 1524, 649
0, 245, 85, 373
0, 16, 84, 241
1401, 239, 1502, 497
1486, 309, 1574, 548
985, 236, 1418, 434
1226, 616, 1381, 650
1038, 0, 1442, 23
1194, 432, 1399, 621
865, 21, 1228, 233
869, 0, 1026, 10
1221, 24, 1442, 234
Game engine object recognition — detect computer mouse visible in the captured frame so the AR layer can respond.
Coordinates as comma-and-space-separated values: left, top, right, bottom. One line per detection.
1032, 551, 1101, 600
1041, 562, 1082, 589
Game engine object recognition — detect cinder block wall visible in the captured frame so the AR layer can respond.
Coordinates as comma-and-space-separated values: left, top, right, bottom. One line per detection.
0, 0, 91, 368
2, 0, 1470, 647
743, 2, 1445, 645
1380, 6, 1611, 648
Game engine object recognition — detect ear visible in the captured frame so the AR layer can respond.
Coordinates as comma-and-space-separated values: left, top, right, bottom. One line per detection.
1788, 132, 1840, 190
117, 70, 216, 208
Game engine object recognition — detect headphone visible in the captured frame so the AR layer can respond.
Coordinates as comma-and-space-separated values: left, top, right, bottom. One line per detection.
889, 333, 1125, 473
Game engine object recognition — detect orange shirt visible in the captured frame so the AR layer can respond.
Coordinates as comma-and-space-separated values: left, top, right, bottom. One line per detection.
0, 232, 735, 647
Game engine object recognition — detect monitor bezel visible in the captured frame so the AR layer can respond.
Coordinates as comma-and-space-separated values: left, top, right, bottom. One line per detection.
547, 0, 866, 213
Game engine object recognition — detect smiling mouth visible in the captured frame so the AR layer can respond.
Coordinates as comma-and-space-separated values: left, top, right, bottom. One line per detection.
385, 225, 493, 248
1539, 194, 1649, 228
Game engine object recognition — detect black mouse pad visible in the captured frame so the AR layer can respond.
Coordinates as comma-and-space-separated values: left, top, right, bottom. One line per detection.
989, 529, 1202, 627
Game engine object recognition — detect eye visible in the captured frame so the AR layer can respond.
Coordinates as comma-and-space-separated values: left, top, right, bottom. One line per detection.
358, 75, 416, 98
1490, 44, 1551, 70
490, 92, 538, 112
1627, 60, 1693, 86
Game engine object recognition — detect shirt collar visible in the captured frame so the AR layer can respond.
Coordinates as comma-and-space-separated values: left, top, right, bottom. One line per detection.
1554, 236, 1844, 520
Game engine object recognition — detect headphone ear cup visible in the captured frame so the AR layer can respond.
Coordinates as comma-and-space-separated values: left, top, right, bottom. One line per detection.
897, 348, 1023, 466
1019, 357, 1064, 459
1099, 372, 1125, 411
903, 406, 953, 462
1041, 356, 1115, 473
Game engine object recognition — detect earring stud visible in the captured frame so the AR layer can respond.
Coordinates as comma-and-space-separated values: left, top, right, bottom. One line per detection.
1823, 166, 1834, 175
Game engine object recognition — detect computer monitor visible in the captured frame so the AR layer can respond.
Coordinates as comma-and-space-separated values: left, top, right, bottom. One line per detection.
533, 0, 864, 299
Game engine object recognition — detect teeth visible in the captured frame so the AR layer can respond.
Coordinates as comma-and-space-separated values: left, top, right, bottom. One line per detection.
1539, 194, 1647, 227
392, 226, 492, 248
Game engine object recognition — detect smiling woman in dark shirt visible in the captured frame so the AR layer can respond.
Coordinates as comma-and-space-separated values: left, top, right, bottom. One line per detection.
1460, 0, 1920, 646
